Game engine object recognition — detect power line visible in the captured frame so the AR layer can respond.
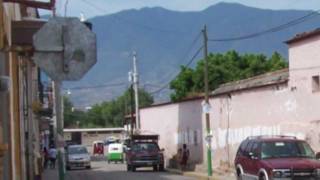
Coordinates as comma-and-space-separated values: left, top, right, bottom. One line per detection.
208, 9, 320, 42
65, 82, 127, 91
156, 31, 202, 85
150, 46, 204, 95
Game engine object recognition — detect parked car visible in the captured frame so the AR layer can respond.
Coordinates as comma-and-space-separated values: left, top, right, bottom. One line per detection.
126, 134, 164, 172
66, 145, 91, 170
234, 135, 320, 180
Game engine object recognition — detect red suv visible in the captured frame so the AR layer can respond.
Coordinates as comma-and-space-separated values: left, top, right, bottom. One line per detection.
234, 136, 320, 180
126, 134, 164, 172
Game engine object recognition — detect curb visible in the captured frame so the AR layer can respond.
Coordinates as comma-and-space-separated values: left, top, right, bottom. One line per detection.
166, 168, 220, 180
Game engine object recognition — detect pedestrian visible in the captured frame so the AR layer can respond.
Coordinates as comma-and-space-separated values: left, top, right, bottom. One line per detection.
43, 147, 49, 169
176, 148, 182, 168
180, 144, 190, 171
48, 145, 57, 169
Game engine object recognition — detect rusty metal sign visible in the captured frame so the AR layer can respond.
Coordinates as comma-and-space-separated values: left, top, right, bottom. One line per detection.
33, 17, 97, 81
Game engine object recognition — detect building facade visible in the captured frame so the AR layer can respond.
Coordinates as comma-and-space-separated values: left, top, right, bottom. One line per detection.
0, 1, 54, 180
140, 28, 320, 171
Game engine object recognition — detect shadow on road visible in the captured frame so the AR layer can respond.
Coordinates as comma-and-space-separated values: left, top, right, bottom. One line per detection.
65, 168, 194, 180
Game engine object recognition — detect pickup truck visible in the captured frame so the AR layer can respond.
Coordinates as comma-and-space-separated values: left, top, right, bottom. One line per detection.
126, 134, 164, 172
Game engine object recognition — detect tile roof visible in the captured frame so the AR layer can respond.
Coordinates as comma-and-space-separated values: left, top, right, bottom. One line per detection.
212, 68, 289, 95
141, 69, 289, 109
286, 28, 320, 44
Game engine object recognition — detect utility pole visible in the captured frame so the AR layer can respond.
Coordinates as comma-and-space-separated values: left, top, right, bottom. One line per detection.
202, 25, 213, 177
132, 51, 140, 130
128, 72, 134, 136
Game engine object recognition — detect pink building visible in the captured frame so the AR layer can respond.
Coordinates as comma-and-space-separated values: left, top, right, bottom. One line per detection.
140, 28, 320, 171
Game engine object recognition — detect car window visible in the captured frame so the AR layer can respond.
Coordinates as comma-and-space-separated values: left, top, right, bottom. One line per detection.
261, 141, 315, 159
68, 146, 88, 154
251, 142, 260, 158
297, 141, 315, 158
237, 140, 249, 156
132, 143, 159, 152
244, 141, 254, 156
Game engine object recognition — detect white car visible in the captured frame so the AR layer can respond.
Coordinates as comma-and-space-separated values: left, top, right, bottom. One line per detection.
66, 145, 91, 170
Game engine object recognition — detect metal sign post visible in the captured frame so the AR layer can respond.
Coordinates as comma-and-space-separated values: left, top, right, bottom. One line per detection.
33, 17, 97, 180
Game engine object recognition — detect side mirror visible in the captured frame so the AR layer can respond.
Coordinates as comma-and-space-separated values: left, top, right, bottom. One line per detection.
249, 152, 258, 160
316, 152, 320, 159
160, 148, 165, 152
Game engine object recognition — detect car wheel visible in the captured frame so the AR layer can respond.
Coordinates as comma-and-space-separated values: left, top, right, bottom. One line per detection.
153, 165, 158, 171
66, 166, 71, 171
159, 164, 164, 171
131, 166, 136, 172
86, 166, 91, 169
259, 175, 267, 180
236, 169, 242, 180
127, 164, 131, 171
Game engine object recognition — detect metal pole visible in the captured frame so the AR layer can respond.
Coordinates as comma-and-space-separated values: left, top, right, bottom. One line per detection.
130, 84, 134, 136
132, 51, 140, 130
203, 25, 213, 176
53, 81, 64, 180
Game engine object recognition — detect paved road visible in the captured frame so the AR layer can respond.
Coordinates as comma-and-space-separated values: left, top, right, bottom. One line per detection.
63, 161, 196, 180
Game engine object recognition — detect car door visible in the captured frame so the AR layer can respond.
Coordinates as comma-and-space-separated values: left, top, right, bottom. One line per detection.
242, 141, 254, 175
247, 142, 261, 178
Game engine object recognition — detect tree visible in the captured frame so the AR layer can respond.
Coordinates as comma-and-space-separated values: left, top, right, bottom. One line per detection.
63, 96, 86, 128
73, 88, 154, 128
169, 66, 195, 101
170, 50, 288, 101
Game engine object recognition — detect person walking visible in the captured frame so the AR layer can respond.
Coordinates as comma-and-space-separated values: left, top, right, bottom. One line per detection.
48, 145, 57, 169
43, 147, 49, 169
180, 144, 190, 171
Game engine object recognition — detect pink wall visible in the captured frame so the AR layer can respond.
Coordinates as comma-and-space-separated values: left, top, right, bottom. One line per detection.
140, 99, 204, 168
141, 33, 320, 170
140, 103, 179, 166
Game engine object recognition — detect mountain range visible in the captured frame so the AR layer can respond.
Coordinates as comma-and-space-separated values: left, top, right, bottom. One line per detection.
58, 3, 320, 107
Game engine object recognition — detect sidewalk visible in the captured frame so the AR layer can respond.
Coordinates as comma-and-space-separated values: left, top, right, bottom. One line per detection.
166, 168, 235, 180
42, 168, 59, 180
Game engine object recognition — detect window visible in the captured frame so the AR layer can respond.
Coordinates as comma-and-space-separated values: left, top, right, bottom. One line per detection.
261, 141, 315, 159
312, 75, 320, 92
237, 140, 249, 156
193, 130, 198, 146
244, 141, 254, 156
251, 142, 260, 158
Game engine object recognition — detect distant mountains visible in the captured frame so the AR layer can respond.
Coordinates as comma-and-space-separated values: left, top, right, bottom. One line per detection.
59, 3, 320, 107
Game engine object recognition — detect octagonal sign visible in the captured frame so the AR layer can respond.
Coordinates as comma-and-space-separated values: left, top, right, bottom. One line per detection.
33, 17, 97, 81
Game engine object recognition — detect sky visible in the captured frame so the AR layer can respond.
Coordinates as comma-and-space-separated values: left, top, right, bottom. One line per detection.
40, 0, 320, 19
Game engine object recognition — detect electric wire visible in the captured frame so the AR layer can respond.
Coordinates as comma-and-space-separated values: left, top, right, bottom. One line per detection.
65, 82, 127, 91
156, 31, 202, 85
150, 46, 204, 95
208, 9, 320, 42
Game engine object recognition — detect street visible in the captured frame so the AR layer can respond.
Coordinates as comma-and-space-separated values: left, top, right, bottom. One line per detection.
44, 161, 197, 180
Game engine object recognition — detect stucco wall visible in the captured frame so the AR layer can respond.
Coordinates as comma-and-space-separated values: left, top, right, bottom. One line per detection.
141, 33, 320, 171
140, 103, 180, 166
